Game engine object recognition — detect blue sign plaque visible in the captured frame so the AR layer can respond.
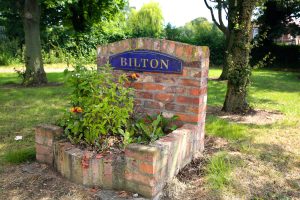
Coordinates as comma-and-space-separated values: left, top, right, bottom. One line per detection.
109, 50, 183, 74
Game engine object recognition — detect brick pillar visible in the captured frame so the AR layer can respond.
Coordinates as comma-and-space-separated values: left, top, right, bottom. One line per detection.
35, 124, 63, 165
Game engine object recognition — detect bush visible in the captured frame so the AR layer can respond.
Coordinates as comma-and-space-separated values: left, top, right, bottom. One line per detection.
251, 44, 300, 69
0, 39, 22, 65
58, 65, 179, 151
58, 64, 134, 147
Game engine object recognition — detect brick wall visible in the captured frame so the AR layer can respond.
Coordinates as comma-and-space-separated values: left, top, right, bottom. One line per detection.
36, 124, 201, 199
97, 38, 209, 125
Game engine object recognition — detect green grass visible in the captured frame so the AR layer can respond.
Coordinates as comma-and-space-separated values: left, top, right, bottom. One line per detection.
4, 147, 36, 164
205, 115, 248, 141
0, 72, 70, 164
206, 151, 232, 189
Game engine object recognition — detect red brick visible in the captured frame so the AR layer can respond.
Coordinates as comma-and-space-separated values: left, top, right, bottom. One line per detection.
125, 172, 156, 186
179, 79, 200, 87
185, 46, 193, 60
131, 82, 143, 89
188, 88, 201, 96
35, 135, 45, 145
139, 162, 155, 174
153, 40, 160, 51
144, 101, 163, 109
189, 87, 207, 96
182, 68, 188, 76
136, 91, 153, 99
167, 41, 176, 54
134, 99, 142, 105
36, 143, 52, 155
165, 86, 185, 94
154, 93, 174, 102
143, 83, 165, 91
176, 96, 201, 105
175, 45, 184, 58
154, 76, 176, 84
176, 113, 199, 123
186, 106, 199, 114
165, 103, 186, 112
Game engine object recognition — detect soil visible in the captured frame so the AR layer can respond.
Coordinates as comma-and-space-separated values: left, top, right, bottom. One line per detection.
207, 106, 284, 125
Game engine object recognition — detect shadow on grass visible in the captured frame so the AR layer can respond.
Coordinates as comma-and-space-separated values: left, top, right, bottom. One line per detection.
251, 70, 300, 93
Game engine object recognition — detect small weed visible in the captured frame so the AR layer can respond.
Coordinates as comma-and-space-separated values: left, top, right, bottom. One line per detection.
4, 147, 35, 164
206, 151, 232, 189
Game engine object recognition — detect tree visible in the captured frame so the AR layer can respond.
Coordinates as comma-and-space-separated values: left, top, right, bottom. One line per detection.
164, 18, 225, 66
23, 0, 47, 85
0, 0, 127, 85
127, 2, 164, 38
256, 0, 300, 45
204, 0, 258, 113
44, 0, 126, 33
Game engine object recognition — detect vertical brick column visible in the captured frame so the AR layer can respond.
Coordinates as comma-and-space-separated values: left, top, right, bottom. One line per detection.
97, 38, 209, 152
35, 124, 63, 165
97, 38, 209, 125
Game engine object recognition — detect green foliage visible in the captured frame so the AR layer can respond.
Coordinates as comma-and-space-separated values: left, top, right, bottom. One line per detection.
255, 0, 300, 43
132, 113, 178, 144
0, 39, 22, 65
4, 147, 36, 164
251, 44, 300, 69
58, 64, 134, 146
127, 2, 164, 38
165, 18, 225, 65
206, 151, 232, 189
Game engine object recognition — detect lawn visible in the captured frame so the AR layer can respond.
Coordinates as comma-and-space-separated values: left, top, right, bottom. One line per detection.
0, 67, 299, 199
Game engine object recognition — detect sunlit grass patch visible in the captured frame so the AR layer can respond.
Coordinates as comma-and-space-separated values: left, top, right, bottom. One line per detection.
4, 147, 35, 164
205, 115, 248, 141
206, 151, 232, 189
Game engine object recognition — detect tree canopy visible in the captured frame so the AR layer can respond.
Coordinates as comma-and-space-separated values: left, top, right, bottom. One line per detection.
127, 2, 164, 38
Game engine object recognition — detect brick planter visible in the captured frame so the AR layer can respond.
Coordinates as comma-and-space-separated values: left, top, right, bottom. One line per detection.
36, 123, 202, 199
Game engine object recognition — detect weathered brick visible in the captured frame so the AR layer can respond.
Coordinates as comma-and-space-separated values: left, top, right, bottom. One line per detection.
125, 172, 156, 186
175, 45, 184, 58
176, 113, 199, 123
154, 93, 174, 102
143, 83, 165, 91
130, 82, 143, 89
179, 79, 200, 87
36, 143, 52, 155
136, 91, 153, 99
139, 162, 155, 174
144, 101, 164, 109
176, 96, 201, 105
166, 41, 176, 55
165, 86, 185, 94
153, 76, 176, 84
165, 103, 186, 112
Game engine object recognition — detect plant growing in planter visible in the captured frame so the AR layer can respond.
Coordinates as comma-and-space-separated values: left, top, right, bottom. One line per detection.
57, 64, 178, 152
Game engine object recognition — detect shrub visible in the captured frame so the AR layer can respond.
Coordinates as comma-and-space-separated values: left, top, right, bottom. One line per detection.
58, 64, 134, 147
251, 44, 300, 69
58, 65, 179, 151
0, 39, 22, 65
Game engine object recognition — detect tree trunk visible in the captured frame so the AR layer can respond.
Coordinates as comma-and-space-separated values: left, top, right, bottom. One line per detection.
222, 0, 256, 113
23, 0, 47, 86
218, 34, 233, 80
